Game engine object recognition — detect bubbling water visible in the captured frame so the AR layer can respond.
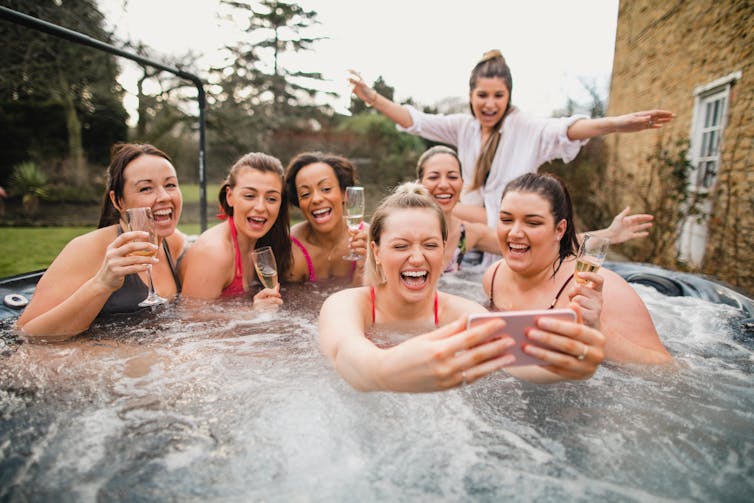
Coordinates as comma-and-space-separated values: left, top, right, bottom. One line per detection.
0, 273, 752, 502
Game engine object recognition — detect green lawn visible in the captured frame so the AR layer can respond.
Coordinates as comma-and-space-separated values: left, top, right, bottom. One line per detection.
0, 227, 94, 277
0, 223, 212, 277
181, 183, 222, 202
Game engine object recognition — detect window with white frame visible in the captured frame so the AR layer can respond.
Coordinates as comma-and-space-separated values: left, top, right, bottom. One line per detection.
689, 71, 740, 192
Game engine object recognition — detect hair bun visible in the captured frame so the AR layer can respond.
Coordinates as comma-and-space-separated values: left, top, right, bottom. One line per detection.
479, 49, 504, 64
394, 181, 429, 197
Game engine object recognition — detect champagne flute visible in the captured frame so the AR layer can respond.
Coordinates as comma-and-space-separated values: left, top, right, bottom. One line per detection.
575, 233, 611, 284
125, 207, 167, 307
343, 186, 365, 261
252, 246, 279, 289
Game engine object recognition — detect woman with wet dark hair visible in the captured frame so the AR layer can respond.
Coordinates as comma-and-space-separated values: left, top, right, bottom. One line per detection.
17, 143, 186, 340
483, 172, 672, 364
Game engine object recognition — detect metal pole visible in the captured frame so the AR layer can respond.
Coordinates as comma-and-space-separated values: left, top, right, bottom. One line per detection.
0, 6, 209, 231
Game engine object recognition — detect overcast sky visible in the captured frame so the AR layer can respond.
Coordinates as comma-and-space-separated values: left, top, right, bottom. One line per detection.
99, 0, 619, 120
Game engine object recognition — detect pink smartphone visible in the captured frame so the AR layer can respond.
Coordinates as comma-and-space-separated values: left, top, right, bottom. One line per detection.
466, 309, 577, 366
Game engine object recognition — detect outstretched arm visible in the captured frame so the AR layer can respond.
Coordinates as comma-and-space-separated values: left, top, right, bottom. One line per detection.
567, 109, 675, 141
585, 207, 654, 245
318, 289, 515, 392
348, 70, 413, 128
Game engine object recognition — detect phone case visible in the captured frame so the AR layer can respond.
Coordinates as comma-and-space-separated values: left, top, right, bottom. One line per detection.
466, 309, 577, 366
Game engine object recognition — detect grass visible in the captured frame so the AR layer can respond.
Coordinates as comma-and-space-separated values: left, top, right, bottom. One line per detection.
0, 223, 216, 278
180, 183, 222, 202
0, 227, 94, 277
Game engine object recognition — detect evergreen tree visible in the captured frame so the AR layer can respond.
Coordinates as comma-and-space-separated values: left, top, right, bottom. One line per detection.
211, 0, 334, 158
0, 0, 127, 187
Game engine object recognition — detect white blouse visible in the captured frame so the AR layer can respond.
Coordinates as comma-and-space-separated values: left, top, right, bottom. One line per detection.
399, 105, 588, 230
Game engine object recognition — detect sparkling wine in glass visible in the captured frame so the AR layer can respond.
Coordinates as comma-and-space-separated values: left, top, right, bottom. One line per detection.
575, 233, 611, 284
343, 186, 365, 261
125, 207, 167, 307
252, 246, 279, 289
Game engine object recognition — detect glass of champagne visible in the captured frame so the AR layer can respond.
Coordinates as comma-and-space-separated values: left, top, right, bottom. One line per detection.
252, 246, 279, 290
125, 207, 167, 307
575, 233, 611, 284
343, 186, 365, 261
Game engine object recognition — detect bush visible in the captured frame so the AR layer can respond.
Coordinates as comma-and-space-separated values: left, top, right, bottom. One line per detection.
8, 161, 49, 215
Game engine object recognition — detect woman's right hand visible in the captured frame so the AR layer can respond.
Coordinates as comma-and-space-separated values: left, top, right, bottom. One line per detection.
347, 69, 376, 104
520, 305, 606, 380
94, 230, 157, 292
253, 284, 283, 311
376, 316, 516, 392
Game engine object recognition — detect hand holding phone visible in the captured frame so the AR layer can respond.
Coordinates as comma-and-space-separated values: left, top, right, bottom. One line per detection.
466, 309, 577, 366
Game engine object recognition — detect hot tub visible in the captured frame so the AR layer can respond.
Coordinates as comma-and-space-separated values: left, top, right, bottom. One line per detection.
0, 265, 752, 501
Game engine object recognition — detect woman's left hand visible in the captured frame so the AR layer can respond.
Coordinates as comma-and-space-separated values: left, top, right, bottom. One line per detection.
605, 206, 654, 244
568, 271, 603, 329
611, 109, 675, 132
521, 305, 606, 380
349, 226, 369, 262
253, 284, 283, 311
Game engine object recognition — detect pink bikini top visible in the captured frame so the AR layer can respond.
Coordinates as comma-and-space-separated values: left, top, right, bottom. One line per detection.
221, 218, 246, 297
290, 233, 359, 283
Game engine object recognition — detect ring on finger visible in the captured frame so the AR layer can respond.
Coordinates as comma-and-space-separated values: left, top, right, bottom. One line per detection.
461, 370, 467, 387
577, 344, 589, 361
648, 119, 654, 127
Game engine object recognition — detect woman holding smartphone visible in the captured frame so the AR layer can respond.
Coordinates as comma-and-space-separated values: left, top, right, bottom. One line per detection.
318, 183, 607, 392
483, 172, 672, 364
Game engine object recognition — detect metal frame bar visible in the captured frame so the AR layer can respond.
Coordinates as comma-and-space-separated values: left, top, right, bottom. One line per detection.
0, 5, 209, 231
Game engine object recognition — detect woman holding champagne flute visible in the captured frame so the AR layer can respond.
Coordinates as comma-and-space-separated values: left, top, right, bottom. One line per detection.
17, 143, 187, 341
482, 172, 672, 364
284, 152, 368, 284
180, 152, 291, 306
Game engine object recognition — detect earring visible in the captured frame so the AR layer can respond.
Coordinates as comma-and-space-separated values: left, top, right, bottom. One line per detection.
377, 263, 387, 284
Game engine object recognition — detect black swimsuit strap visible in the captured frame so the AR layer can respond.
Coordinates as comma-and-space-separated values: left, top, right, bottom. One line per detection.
548, 274, 574, 309
163, 238, 182, 293
488, 261, 503, 307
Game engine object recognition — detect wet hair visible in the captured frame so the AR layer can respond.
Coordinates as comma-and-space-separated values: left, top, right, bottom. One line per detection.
501, 172, 579, 273
98, 143, 173, 228
415, 145, 461, 181
218, 152, 293, 276
365, 182, 447, 285
284, 152, 357, 208
468, 49, 514, 192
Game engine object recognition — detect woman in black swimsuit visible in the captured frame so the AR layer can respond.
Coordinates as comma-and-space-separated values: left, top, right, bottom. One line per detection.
17, 143, 186, 341
483, 172, 672, 364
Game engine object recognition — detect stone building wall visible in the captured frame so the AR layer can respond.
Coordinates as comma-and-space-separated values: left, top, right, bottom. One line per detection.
606, 0, 754, 294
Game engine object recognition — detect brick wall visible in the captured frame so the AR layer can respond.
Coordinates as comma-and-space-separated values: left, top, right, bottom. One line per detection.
606, 0, 754, 295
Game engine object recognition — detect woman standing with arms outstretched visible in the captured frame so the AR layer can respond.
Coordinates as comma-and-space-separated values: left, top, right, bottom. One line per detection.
349, 50, 674, 233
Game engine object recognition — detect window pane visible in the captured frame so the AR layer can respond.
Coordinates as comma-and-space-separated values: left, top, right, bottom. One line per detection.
708, 130, 717, 156
712, 99, 720, 127
703, 160, 717, 188
705, 102, 712, 128
700, 132, 710, 157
